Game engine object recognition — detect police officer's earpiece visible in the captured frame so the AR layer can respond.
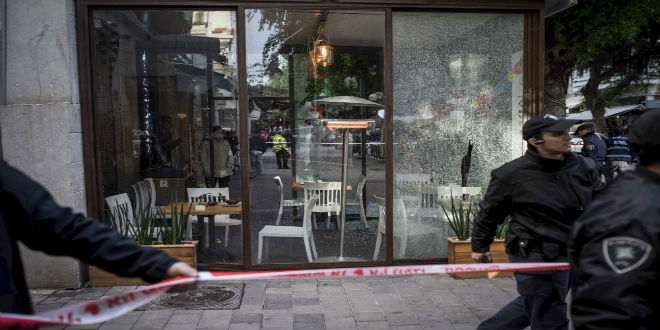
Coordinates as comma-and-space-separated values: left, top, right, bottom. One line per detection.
534, 140, 545, 145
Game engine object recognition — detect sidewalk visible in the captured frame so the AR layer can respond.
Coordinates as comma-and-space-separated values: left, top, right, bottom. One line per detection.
35, 275, 518, 330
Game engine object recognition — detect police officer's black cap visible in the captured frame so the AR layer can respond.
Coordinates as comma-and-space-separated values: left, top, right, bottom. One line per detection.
575, 123, 594, 132
522, 114, 580, 140
628, 109, 660, 163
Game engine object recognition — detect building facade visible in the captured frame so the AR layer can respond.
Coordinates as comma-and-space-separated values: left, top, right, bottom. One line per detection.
0, 0, 557, 288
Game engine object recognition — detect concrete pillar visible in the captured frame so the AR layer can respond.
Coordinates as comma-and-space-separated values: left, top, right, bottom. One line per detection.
0, 0, 85, 288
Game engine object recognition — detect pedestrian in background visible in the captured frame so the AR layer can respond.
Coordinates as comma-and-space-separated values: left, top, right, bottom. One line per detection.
472, 114, 604, 330
0, 159, 197, 314
201, 126, 234, 188
604, 126, 635, 181
272, 131, 290, 169
576, 123, 607, 174
249, 130, 267, 175
569, 109, 660, 329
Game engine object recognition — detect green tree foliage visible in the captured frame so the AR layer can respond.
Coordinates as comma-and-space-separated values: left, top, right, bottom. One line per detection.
303, 53, 382, 105
545, 0, 660, 132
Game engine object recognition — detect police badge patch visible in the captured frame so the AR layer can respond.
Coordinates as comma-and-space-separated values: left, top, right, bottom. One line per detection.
603, 236, 652, 274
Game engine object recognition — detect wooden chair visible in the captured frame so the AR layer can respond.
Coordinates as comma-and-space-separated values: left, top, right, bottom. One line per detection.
274, 176, 304, 226
186, 187, 241, 247
258, 195, 319, 263
303, 181, 342, 229
345, 175, 369, 228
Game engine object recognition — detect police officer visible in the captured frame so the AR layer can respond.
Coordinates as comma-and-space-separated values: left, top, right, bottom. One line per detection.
471, 114, 604, 330
569, 110, 660, 330
272, 131, 290, 169
604, 127, 635, 180
0, 158, 197, 314
576, 123, 607, 170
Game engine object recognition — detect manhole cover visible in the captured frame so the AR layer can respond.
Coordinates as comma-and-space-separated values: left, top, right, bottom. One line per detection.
137, 283, 244, 310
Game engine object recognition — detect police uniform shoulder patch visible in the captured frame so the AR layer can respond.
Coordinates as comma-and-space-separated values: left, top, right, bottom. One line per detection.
602, 236, 652, 274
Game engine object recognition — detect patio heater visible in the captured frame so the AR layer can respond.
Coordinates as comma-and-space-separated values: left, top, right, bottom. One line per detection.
320, 118, 375, 261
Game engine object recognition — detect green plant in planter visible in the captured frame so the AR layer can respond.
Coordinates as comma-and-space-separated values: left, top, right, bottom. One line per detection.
106, 202, 132, 238
157, 194, 192, 245
495, 215, 512, 240
106, 199, 156, 245
131, 200, 157, 246
441, 193, 478, 241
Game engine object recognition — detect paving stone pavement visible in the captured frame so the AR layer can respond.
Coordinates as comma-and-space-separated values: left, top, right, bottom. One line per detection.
33, 275, 520, 330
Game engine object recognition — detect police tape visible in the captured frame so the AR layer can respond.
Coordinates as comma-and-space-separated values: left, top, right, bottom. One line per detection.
0, 262, 569, 329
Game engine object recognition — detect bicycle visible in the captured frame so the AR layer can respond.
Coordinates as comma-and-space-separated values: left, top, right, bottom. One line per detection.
249, 151, 261, 179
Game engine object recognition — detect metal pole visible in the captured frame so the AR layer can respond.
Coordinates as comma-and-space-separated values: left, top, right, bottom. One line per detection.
339, 129, 349, 259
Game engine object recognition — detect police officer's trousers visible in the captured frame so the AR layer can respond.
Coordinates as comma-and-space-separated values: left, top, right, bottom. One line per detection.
477, 253, 570, 330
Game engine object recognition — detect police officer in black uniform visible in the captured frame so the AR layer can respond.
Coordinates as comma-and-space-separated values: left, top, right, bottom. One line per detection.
569, 109, 660, 330
0, 159, 198, 314
576, 123, 607, 170
471, 114, 604, 330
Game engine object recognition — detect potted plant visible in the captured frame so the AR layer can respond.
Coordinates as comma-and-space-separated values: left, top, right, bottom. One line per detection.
443, 193, 512, 279
89, 196, 198, 287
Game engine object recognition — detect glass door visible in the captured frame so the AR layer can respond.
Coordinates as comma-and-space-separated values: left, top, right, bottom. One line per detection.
92, 9, 243, 265
245, 9, 386, 264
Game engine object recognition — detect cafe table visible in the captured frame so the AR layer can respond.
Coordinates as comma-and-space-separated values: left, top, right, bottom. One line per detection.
161, 202, 242, 250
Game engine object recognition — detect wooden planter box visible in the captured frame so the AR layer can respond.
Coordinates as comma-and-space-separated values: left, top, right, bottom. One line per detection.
89, 240, 198, 287
447, 237, 513, 279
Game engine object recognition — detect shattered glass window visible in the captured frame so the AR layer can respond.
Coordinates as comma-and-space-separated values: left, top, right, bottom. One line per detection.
392, 12, 524, 259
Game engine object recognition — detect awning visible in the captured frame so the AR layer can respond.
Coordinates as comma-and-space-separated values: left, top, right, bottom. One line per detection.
566, 104, 641, 121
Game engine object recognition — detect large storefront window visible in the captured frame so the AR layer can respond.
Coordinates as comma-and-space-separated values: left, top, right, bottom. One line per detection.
92, 10, 243, 264
88, 5, 532, 268
392, 12, 524, 259
246, 9, 386, 264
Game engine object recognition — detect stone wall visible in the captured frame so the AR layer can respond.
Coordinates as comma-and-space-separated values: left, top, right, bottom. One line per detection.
0, 0, 84, 288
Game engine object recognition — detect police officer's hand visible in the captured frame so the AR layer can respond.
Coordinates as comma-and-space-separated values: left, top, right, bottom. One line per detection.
164, 261, 198, 279
471, 252, 492, 263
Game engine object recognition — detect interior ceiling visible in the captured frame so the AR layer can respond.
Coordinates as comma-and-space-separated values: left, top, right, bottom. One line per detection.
137, 10, 385, 48
286, 10, 386, 48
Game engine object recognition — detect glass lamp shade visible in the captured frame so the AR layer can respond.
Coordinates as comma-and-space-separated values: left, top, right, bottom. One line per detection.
312, 39, 334, 67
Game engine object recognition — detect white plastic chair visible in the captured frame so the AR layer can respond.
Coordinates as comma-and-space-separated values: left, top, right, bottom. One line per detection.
145, 178, 158, 209
416, 184, 443, 223
373, 195, 387, 260
257, 195, 319, 263
373, 195, 439, 259
105, 193, 135, 235
186, 187, 241, 247
303, 181, 342, 229
131, 181, 152, 213
345, 175, 369, 228
274, 176, 304, 226
394, 173, 431, 202
436, 186, 482, 201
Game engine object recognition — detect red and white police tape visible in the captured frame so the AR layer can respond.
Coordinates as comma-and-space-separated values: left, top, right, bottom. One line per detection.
0, 262, 569, 329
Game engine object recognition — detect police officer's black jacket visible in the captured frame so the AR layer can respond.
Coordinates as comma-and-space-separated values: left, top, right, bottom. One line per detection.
569, 166, 660, 330
0, 159, 178, 314
472, 148, 603, 254
581, 132, 607, 168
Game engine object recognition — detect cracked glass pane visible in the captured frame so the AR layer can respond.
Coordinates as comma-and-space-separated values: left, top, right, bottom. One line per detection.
392, 12, 524, 259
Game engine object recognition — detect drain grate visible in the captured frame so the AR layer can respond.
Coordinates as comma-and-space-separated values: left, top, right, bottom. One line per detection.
137, 283, 245, 310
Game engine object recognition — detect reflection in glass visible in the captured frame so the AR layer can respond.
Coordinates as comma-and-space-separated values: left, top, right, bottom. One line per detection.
92, 10, 242, 264
392, 12, 524, 259
246, 9, 386, 264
